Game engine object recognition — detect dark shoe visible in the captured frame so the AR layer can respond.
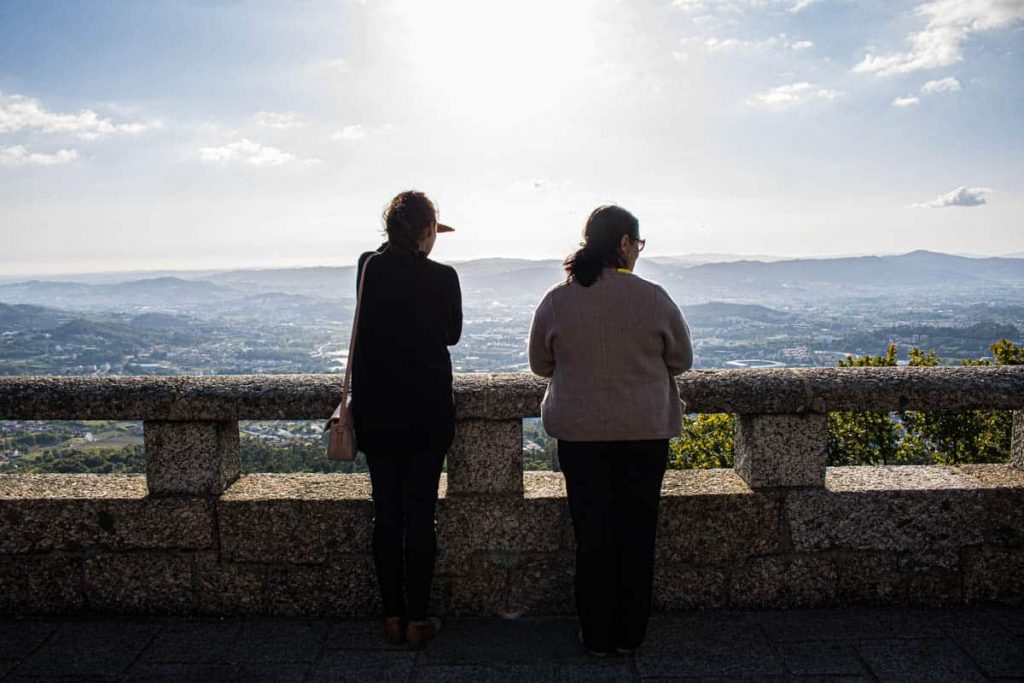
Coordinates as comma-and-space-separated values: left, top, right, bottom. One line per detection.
578, 628, 609, 657
384, 616, 405, 645
406, 617, 442, 649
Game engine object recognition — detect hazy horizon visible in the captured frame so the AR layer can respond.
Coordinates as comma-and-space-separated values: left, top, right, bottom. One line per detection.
3, 247, 1024, 281
2, 1, 1023, 275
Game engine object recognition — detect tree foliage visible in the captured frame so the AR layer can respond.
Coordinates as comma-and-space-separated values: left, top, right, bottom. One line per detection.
669, 413, 735, 469
670, 338, 1022, 469
826, 344, 904, 466
898, 343, 1017, 465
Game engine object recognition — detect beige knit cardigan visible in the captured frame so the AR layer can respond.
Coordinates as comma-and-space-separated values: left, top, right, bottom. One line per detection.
528, 268, 693, 442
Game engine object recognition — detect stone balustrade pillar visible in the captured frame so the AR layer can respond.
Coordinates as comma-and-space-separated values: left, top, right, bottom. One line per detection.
733, 412, 827, 488
446, 419, 524, 497
143, 420, 240, 496
1012, 410, 1024, 469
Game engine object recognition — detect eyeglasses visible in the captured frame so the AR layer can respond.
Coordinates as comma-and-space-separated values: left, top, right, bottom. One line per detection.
634, 238, 646, 252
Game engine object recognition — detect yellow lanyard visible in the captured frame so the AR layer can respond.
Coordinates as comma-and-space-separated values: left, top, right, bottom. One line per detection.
616, 268, 633, 274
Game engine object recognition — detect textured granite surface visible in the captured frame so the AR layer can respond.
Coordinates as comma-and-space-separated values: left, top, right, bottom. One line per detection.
446, 418, 524, 496
3, 462, 1024, 615
1013, 410, 1024, 468
2, 366, 1021, 419
734, 413, 828, 488
145, 420, 240, 496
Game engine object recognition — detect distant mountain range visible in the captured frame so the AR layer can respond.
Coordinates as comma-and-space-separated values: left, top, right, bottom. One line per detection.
0, 250, 1021, 314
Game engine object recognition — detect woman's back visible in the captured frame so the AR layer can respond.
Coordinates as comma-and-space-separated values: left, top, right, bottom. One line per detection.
530, 269, 691, 442
352, 248, 462, 454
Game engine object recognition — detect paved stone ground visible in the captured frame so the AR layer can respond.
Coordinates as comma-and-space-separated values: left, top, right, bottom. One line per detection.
0, 608, 1021, 682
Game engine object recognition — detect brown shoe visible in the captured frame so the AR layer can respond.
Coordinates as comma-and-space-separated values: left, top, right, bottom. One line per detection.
405, 617, 442, 649
385, 616, 405, 645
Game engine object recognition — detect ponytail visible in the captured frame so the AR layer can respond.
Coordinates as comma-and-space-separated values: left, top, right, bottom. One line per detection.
563, 205, 639, 288
563, 245, 620, 287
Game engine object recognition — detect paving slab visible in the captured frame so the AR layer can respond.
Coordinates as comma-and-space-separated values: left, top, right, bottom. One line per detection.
123, 662, 237, 682
635, 635, 784, 678
139, 619, 243, 663
416, 617, 594, 665
308, 650, 416, 682
855, 638, 988, 682
235, 661, 312, 682
775, 640, 867, 676
322, 618, 408, 651
0, 619, 58, 660
934, 610, 1024, 678
996, 608, 1024, 638
414, 664, 557, 682
9, 619, 161, 680
229, 618, 329, 662
557, 661, 638, 682
0, 608, 1020, 680
644, 611, 765, 645
6, 674, 119, 683
753, 608, 944, 642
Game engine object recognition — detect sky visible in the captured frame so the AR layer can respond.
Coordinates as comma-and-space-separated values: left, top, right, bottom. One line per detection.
0, 0, 1022, 275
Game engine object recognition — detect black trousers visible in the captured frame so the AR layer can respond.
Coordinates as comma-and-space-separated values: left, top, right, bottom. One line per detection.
365, 449, 446, 621
558, 439, 668, 653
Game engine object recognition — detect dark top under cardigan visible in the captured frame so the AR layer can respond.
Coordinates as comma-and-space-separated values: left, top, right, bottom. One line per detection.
351, 245, 462, 456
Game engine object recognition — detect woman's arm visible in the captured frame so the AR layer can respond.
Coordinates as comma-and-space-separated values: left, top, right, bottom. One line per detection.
447, 267, 463, 346
659, 288, 693, 375
528, 295, 555, 378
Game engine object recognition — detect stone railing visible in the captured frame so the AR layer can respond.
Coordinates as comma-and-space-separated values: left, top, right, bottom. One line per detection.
1, 367, 1022, 615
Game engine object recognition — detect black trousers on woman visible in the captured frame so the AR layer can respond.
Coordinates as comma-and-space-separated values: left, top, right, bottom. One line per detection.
365, 450, 446, 621
557, 439, 668, 653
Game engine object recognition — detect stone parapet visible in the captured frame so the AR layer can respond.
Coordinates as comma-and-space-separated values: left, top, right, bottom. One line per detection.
1, 370, 1023, 617
2, 467, 1023, 616
2, 366, 1022, 420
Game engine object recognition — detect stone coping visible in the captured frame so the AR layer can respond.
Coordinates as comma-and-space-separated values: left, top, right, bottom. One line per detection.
0, 367, 1021, 421
0, 474, 148, 500
4, 466, 1018, 502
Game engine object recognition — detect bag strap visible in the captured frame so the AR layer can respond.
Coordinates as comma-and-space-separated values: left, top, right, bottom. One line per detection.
338, 251, 376, 425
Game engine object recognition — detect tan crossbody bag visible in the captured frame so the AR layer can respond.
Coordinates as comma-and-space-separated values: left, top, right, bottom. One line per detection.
326, 252, 376, 461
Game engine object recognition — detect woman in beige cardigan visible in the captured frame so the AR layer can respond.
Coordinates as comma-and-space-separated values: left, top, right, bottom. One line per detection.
528, 205, 692, 656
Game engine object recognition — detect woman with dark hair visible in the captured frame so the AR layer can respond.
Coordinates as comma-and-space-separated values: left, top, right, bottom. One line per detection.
352, 190, 461, 648
528, 205, 692, 656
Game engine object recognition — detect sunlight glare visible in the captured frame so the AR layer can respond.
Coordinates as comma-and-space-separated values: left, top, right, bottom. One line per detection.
392, 0, 602, 126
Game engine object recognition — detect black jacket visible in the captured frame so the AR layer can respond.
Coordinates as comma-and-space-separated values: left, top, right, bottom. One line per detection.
351, 246, 462, 455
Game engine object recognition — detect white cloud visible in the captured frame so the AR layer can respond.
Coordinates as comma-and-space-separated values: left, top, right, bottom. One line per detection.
0, 93, 161, 140
679, 34, 814, 57
0, 145, 78, 167
672, 0, 821, 12
197, 138, 319, 167
892, 95, 921, 107
332, 124, 367, 141
853, 0, 1024, 78
253, 111, 308, 129
921, 76, 962, 93
789, 0, 821, 12
330, 123, 396, 142
671, 0, 708, 10
913, 185, 992, 208
747, 82, 840, 109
